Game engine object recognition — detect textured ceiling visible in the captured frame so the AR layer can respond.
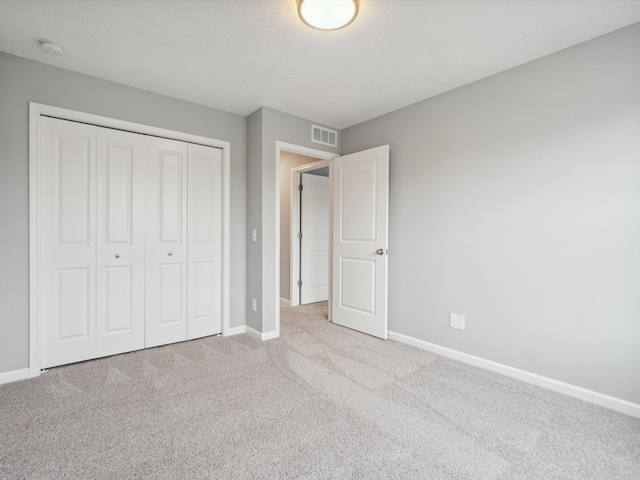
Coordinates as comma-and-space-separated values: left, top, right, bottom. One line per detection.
1, 0, 639, 129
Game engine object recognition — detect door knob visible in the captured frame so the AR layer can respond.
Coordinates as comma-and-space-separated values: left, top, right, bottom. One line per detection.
115, 254, 120, 258
376, 249, 384, 255
168, 252, 173, 256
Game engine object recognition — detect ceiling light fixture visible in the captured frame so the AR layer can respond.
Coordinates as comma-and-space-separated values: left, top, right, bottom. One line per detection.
39, 40, 65, 57
297, 0, 359, 31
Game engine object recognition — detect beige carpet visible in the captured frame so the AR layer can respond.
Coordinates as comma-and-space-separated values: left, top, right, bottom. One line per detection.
1, 301, 639, 479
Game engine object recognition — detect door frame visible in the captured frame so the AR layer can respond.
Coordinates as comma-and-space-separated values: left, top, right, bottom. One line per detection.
274, 142, 338, 337
29, 102, 231, 378
289, 161, 332, 308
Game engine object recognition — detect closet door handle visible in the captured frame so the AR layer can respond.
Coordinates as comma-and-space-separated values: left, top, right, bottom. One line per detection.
168, 252, 173, 256
115, 254, 121, 258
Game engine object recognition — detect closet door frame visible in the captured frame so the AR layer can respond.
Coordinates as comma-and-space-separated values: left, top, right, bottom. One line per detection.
29, 102, 231, 378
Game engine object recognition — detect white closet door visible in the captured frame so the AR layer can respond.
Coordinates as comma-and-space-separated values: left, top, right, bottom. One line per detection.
96, 128, 146, 357
145, 138, 188, 347
187, 144, 223, 339
41, 117, 97, 368
300, 173, 330, 305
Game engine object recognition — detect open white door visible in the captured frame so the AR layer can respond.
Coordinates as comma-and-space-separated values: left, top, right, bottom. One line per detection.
332, 145, 389, 339
300, 172, 330, 304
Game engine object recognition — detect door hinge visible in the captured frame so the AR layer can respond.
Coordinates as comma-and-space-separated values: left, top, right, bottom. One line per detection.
298, 280, 302, 287
298, 184, 303, 191
298, 232, 302, 239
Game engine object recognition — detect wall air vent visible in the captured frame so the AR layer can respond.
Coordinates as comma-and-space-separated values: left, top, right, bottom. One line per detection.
311, 125, 338, 148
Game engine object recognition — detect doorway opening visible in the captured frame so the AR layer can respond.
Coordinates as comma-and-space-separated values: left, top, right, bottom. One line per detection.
275, 142, 338, 338
290, 165, 330, 307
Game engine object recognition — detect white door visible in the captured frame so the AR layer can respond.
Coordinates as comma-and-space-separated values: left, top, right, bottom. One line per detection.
187, 144, 223, 339
96, 127, 146, 357
41, 117, 97, 368
300, 172, 330, 304
332, 145, 389, 339
145, 138, 188, 347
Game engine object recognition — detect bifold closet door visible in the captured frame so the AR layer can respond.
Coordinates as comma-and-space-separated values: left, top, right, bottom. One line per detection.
145, 138, 189, 347
40, 117, 224, 365
187, 144, 223, 339
96, 128, 146, 357
41, 117, 97, 368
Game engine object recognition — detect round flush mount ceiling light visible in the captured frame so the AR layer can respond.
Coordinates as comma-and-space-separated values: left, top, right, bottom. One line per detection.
298, 0, 359, 31
39, 40, 65, 57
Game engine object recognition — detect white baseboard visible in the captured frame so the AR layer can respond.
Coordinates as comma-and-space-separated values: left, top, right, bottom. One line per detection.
224, 325, 246, 336
388, 330, 640, 419
262, 330, 279, 341
245, 326, 261, 340
279, 298, 291, 306
0, 368, 30, 386
246, 326, 279, 341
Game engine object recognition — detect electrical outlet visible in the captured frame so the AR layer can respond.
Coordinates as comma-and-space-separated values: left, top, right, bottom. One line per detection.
450, 313, 465, 330
251, 298, 257, 312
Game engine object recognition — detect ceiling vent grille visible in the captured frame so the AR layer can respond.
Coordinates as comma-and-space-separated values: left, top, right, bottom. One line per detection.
311, 125, 338, 147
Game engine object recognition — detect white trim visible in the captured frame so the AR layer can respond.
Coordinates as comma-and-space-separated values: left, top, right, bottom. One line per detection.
29, 102, 232, 376
29, 104, 42, 378
289, 160, 332, 307
274, 141, 338, 339
223, 325, 246, 336
280, 297, 291, 306
0, 368, 30, 385
388, 331, 640, 419
245, 326, 262, 341
262, 330, 279, 341
246, 326, 279, 341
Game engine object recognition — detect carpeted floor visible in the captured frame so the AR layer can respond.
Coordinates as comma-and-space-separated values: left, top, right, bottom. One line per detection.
1, 302, 639, 479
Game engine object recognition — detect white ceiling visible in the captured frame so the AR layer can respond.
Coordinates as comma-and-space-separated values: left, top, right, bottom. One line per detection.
1, 0, 639, 129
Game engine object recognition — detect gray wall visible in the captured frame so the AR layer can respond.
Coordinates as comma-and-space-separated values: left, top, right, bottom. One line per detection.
0, 52, 247, 374
341, 24, 640, 403
246, 109, 263, 331
246, 107, 339, 334
279, 152, 324, 301
309, 167, 329, 177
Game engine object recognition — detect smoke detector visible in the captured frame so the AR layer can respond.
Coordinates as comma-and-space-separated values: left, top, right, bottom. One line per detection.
39, 40, 65, 57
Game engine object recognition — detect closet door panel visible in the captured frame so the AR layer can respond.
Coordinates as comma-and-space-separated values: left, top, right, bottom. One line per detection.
57, 268, 91, 338
146, 138, 188, 347
187, 144, 223, 339
104, 266, 133, 331
160, 263, 184, 322
96, 128, 146, 357
41, 117, 97, 368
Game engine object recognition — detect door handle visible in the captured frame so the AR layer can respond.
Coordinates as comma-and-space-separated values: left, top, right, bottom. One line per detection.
115, 254, 120, 258
168, 252, 173, 256
376, 249, 384, 255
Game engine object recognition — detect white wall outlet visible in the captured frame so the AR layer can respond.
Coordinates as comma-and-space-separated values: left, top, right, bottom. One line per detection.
251, 298, 257, 312
450, 313, 465, 330
251, 229, 257, 242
